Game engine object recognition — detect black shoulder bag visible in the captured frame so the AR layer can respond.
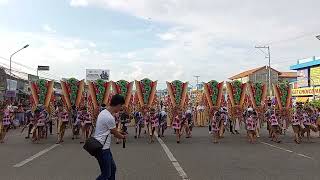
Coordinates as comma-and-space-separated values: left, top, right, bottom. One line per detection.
83, 133, 109, 156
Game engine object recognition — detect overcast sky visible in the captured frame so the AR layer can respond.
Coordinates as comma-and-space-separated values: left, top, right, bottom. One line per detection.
0, 0, 320, 88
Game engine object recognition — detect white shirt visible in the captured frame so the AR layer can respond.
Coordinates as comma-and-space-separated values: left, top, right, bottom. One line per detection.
94, 109, 116, 150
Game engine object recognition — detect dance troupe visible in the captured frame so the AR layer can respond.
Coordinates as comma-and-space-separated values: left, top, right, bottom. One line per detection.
1, 79, 320, 145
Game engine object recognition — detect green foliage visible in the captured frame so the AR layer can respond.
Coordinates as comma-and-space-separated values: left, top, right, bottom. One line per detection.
67, 78, 79, 106
209, 80, 219, 106
232, 80, 242, 105
172, 80, 183, 105
254, 82, 263, 106
37, 79, 48, 104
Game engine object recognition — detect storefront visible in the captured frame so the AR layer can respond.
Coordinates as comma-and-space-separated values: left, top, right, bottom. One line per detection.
290, 56, 320, 102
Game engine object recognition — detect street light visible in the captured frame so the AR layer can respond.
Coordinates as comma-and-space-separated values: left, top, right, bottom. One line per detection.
9, 44, 29, 77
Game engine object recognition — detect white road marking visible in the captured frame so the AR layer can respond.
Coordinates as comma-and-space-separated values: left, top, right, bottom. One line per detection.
13, 144, 60, 168
156, 135, 190, 180
260, 141, 314, 160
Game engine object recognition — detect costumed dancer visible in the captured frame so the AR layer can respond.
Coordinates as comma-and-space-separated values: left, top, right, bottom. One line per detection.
185, 107, 193, 133
158, 108, 167, 138
180, 111, 191, 139
211, 110, 221, 143
268, 110, 281, 143
73, 107, 82, 140
219, 107, 228, 138
134, 111, 144, 138
31, 109, 45, 143
245, 108, 258, 144
56, 105, 69, 144
291, 107, 303, 144
0, 105, 12, 143
149, 108, 159, 143
172, 109, 182, 143
81, 108, 93, 143
23, 109, 34, 139
301, 107, 313, 142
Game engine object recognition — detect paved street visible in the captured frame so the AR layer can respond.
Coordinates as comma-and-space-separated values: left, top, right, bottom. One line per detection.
0, 126, 320, 180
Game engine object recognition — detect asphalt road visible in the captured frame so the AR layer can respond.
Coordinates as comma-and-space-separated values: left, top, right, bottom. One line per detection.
0, 125, 319, 180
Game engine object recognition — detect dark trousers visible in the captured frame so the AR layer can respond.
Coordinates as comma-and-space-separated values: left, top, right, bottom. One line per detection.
95, 149, 116, 180
47, 121, 53, 134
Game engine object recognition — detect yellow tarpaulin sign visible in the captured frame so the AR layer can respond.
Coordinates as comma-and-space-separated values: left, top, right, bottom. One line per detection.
295, 97, 309, 103
310, 66, 320, 85
292, 87, 320, 96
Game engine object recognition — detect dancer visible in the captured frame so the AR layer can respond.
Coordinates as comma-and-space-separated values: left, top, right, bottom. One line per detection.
292, 108, 303, 144
149, 108, 159, 143
219, 107, 228, 138
268, 110, 281, 143
158, 108, 167, 138
301, 107, 312, 142
56, 105, 69, 144
73, 107, 82, 140
245, 108, 258, 144
134, 111, 144, 138
185, 107, 193, 133
0, 105, 12, 143
30, 109, 45, 143
211, 109, 220, 143
172, 109, 182, 143
81, 108, 93, 143
181, 111, 191, 139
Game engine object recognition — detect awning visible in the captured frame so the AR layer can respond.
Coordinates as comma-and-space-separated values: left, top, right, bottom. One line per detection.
296, 97, 309, 103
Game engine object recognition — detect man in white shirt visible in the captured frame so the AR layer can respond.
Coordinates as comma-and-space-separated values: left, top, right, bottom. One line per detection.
94, 94, 126, 180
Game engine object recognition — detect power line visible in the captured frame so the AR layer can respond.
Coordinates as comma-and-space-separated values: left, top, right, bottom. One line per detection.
0, 56, 60, 80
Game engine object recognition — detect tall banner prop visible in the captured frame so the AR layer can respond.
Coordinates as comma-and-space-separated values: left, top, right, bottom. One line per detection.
203, 80, 224, 109
30, 79, 54, 109
247, 82, 268, 109
273, 82, 292, 111
135, 78, 157, 109
60, 78, 85, 110
226, 80, 247, 128
112, 80, 134, 109
88, 79, 112, 111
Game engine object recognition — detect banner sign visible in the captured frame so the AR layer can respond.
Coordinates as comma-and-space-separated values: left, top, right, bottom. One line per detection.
297, 68, 309, 87
28, 74, 39, 82
37, 66, 50, 71
6, 79, 17, 90
86, 69, 110, 81
292, 87, 320, 96
310, 66, 320, 85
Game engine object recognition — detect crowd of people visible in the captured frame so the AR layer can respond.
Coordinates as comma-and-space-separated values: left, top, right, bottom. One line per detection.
0, 98, 320, 145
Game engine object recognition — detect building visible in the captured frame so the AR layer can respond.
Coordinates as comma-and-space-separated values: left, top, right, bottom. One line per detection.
229, 66, 297, 83
290, 56, 320, 102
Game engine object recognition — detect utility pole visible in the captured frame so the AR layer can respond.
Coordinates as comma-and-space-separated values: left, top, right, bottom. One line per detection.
194, 75, 200, 90
255, 46, 272, 96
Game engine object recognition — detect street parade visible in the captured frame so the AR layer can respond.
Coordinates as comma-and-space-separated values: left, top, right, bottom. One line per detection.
2, 1, 320, 180
1, 79, 319, 145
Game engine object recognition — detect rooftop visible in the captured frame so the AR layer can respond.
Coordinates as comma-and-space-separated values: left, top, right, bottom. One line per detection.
229, 66, 280, 80
229, 66, 297, 80
290, 56, 320, 70
279, 72, 298, 78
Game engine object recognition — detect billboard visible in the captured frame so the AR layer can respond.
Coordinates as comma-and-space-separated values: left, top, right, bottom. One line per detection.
86, 69, 110, 81
310, 66, 320, 85
297, 69, 308, 87
6, 79, 17, 90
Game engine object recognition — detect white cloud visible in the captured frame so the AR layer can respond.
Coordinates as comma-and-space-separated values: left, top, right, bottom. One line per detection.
88, 42, 96, 47
0, 0, 8, 6
42, 24, 56, 33
70, 0, 89, 7
66, 0, 320, 84
157, 32, 177, 41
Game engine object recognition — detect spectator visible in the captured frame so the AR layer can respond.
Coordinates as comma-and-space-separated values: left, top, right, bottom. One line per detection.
94, 94, 126, 180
